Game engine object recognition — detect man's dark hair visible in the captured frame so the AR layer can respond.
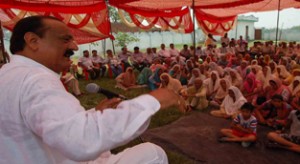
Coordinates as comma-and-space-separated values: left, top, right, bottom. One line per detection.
10, 16, 60, 54
134, 46, 139, 50
241, 102, 255, 112
271, 94, 283, 101
92, 50, 97, 53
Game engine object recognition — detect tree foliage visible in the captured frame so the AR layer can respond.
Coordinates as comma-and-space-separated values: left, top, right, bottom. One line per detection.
114, 32, 140, 47
108, 6, 120, 23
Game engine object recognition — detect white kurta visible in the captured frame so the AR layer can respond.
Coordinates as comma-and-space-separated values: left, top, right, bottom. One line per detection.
0, 55, 161, 164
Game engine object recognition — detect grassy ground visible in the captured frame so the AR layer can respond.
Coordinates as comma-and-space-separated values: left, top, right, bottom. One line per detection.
76, 77, 195, 163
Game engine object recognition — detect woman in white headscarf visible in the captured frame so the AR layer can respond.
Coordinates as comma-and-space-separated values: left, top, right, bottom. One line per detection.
236, 60, 249, 79
259, 66, 273, 90
275, 65, 291, 81
227, 68, 243, 89
210, 78, 231, 106
160, 73, 183, 93
204, 71, 220, 100
250, 65, 263, 83
187, 68, 206, 87
269, 61, 277, 74
210, 86, 247, 119
208, 62, 224, 77
288, 76, 300, 98
183, 78, 208, 111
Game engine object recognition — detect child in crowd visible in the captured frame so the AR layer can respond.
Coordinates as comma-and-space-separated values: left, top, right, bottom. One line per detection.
219, 102, 257, 147
267, 109, 300, 153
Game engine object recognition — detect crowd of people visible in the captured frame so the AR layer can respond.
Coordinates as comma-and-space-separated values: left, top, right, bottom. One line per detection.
71, 33, 300, 153
1, 15, 300, 164
1, 16, 188, 163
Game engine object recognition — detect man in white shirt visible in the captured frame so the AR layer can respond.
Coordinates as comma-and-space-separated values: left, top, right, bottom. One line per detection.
132, 46, 146, 72
169, 43, 179, 59
0, 16, 186, 164
78, 50, 100, 80
218, 42, 229, 55
220, 33, 230, 46
144, 47, 155, 66
91, 50, 107, 77
158, 44, 171, 59
117, 46, 132, 69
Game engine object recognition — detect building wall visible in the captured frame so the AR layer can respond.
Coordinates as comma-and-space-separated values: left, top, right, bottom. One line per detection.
262, 29, 300, 41
227, 21, 256, 40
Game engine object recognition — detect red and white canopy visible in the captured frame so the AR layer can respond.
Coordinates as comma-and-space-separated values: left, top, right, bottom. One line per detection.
0, 0, 299, 43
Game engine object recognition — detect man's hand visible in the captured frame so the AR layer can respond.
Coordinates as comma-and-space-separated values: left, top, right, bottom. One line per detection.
95, 98, 122, 113
149, 88, 187, 113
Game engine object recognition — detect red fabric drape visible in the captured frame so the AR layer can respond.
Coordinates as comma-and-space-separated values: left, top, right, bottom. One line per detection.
0, 0, 112, 44
118, 7, 194, 33
110, 0, 262, 10
0, 0, 106, 13
194, 9, 236, 35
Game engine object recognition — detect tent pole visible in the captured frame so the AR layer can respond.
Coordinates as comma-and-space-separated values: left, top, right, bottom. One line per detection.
192, 0, 196, 56
275, 0, 281, 54
106, 0, 116, 55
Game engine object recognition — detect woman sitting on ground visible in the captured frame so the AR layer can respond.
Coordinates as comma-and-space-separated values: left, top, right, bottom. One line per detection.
182, 78, 208, 111
160, 73, 183, 93
259, 66, 273, 91
275, 65, 291, 81
115, 67, 138, 91
210, 78, 231, 107
210, 86, 247, 119
265, 77, 291, 102
242, 72, 262, 105
227, 68, 243, 90
289, 76, 300, 99
187, 68, 206, 87
137, 67, 152, 85
204, 71, 220, 101
148, 67, 163, 91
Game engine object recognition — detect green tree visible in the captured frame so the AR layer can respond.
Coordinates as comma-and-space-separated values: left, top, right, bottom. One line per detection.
114, 32, 140, 47
108, 6, 120, 23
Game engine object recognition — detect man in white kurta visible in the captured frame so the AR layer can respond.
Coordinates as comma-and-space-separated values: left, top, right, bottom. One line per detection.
0, 55, 167, 164
0, 16, 184, 164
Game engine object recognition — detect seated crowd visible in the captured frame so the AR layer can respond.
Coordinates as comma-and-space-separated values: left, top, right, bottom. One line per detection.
63, 33, 300, 153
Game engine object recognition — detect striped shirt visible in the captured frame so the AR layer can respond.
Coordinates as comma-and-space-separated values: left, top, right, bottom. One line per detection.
234, 114, 257, 134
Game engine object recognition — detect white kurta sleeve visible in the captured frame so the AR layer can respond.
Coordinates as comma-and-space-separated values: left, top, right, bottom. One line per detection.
20, 73, 160, 161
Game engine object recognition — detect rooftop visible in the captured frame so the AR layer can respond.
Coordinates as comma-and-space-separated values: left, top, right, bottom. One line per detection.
238, 15, 259, 22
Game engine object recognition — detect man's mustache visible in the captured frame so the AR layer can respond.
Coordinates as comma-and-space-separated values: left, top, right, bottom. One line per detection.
64, 49, 74, 57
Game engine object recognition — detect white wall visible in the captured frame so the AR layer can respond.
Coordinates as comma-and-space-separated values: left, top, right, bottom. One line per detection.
228, 21, 256, 40
72, 21, 257, 57
76, 29, 205, 56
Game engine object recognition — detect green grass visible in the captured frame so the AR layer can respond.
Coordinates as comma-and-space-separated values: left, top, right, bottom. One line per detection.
76, 77, 195, 163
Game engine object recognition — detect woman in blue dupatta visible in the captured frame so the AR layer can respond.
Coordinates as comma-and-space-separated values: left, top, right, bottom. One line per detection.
148, 67, 163, 90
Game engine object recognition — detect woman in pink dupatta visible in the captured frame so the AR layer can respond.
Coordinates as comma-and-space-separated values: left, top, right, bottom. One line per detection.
266, 77, 291, 102
242, 72, 262, 104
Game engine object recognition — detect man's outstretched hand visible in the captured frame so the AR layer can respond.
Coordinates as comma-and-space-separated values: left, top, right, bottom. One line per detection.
149, 88, 187, 113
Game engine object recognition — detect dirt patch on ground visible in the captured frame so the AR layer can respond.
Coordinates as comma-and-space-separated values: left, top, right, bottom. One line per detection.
142, 112, 299, 164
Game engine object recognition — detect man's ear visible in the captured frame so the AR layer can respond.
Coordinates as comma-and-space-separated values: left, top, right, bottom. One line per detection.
23, 32, 40, 51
